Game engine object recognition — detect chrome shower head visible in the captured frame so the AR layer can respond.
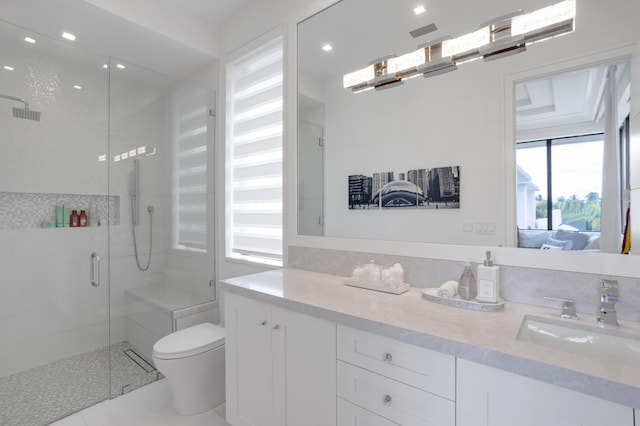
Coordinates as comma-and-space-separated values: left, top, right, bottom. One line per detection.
12, 106, 41, 121
0, 93, 41, 121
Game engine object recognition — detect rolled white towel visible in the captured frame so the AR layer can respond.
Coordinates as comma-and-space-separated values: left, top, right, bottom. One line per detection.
437, 280, 459, 298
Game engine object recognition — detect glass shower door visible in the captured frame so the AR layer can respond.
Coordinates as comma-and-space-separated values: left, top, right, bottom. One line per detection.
0, 19, 111, 425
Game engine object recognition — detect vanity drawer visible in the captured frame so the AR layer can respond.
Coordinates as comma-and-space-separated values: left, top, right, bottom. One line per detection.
337, 361, 455, 426
337, 398, 400, 426
337, 324, 455, 400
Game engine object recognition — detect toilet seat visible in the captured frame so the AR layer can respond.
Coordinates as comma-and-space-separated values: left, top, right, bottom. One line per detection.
153, 323, 225, 360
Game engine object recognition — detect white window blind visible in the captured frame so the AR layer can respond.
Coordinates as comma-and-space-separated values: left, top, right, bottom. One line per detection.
226, 33, 283, 265
173, 86, 210, 253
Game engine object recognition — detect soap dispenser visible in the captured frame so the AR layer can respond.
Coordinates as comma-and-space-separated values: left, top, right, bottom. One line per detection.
458, 262, 477, 300
476, 251, 500, 303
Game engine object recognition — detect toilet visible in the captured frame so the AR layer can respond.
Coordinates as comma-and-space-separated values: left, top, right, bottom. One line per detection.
152, 322, 225, 416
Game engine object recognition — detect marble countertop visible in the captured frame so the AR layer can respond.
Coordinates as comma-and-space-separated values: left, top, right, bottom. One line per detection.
220, 268, 640, 409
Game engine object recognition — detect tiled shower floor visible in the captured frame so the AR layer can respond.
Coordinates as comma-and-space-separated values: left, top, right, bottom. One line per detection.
0, 341, 158, 426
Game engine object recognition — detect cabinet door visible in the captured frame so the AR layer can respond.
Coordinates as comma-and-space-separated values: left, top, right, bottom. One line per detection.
225, 293, 273, 426
457, 359, 634, 426
271, 306, 336, 426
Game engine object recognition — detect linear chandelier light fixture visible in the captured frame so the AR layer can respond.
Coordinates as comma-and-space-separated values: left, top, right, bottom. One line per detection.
343, 0, 576, 93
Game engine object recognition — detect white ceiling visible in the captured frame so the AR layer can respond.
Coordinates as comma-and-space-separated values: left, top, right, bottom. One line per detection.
162, 0, 254, 24
0, 0, 254, 80
515, 62, 630, 140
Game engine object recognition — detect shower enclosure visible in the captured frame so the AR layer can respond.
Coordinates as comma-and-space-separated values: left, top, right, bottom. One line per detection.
0, 18, 216, 426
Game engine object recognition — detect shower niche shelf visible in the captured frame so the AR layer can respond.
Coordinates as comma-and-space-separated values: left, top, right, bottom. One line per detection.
0, 191, 120, 229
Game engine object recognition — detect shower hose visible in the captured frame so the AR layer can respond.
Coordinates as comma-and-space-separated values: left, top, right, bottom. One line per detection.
132, 204, 153, 271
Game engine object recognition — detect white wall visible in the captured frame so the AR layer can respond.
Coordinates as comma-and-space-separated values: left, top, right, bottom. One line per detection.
0, 44, 109, 195
323, 64, 504, 246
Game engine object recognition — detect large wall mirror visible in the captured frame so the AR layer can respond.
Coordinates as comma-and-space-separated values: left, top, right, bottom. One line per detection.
295, 0, 640, 258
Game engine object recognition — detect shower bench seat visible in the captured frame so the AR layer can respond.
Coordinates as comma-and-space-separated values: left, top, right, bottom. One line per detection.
125, 283, 218, 361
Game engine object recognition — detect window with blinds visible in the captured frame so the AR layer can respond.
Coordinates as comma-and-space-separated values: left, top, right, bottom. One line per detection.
225, 32, 283, 266
172, 86, 210, 253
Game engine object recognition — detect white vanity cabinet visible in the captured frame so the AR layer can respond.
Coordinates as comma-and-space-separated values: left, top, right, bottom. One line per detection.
336, 325, 456, 426
224, 293, 336, 426
456, 359, 635, 426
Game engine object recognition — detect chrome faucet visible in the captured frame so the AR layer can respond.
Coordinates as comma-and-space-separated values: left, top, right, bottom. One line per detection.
544, 296, 578, 319
597, 280, 619, 327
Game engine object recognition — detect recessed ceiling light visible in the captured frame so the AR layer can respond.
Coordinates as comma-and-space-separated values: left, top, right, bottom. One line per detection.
3, 65, 14, 71
61, 32, 76, 41
73, 85, 82, 90
116, 63, 126, 69
414, 5, 426, 15
24, 37, 36, 44
322, 44, 333, 52
102, 64, 109, 69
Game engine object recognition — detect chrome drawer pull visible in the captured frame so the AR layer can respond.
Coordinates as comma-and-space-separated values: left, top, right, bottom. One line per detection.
383, 352, 393, 362
383, 394, 392, 405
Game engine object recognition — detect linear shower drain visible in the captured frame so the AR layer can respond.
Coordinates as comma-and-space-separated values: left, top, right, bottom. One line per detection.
123, 348, 156, 373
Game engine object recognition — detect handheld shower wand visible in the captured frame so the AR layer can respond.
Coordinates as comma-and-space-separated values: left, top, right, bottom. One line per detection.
130, 159, 140, 226
130, 159, 153, 271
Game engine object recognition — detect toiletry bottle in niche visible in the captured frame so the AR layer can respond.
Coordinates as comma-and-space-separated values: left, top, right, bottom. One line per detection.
63, 206, 71, 227
476, 251, 500, 303
79, 210, 88, 227
458, 262, 477, 300
70, 210, 79, 227
55, 204, 64, 228
89, 204, 98, 227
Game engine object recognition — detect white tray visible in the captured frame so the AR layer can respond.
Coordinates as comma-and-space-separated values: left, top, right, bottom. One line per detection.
344, 278, 410, 294
421, 288, 505, 312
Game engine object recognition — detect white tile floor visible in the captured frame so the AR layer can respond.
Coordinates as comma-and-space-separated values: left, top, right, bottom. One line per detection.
50, 379, 230, 426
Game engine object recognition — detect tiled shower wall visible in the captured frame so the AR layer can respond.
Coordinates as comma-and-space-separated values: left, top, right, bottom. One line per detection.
0, 192, 119, 229
287, 245, 640, 322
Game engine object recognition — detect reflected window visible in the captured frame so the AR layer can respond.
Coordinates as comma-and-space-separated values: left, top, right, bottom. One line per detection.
517, 134, 604, 231
172, 86, 210, 253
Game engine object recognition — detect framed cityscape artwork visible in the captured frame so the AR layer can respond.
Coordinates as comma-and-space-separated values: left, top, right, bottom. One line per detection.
348, 166, 460, 210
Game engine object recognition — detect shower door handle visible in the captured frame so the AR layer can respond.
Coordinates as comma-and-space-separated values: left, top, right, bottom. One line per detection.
90, 252, 100, 287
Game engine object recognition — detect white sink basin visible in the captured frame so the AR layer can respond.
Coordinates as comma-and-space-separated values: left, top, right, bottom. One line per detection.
517, 315, 640, 369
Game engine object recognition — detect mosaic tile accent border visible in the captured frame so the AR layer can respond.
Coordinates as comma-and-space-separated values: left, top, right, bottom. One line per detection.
0, 192, 120, 229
